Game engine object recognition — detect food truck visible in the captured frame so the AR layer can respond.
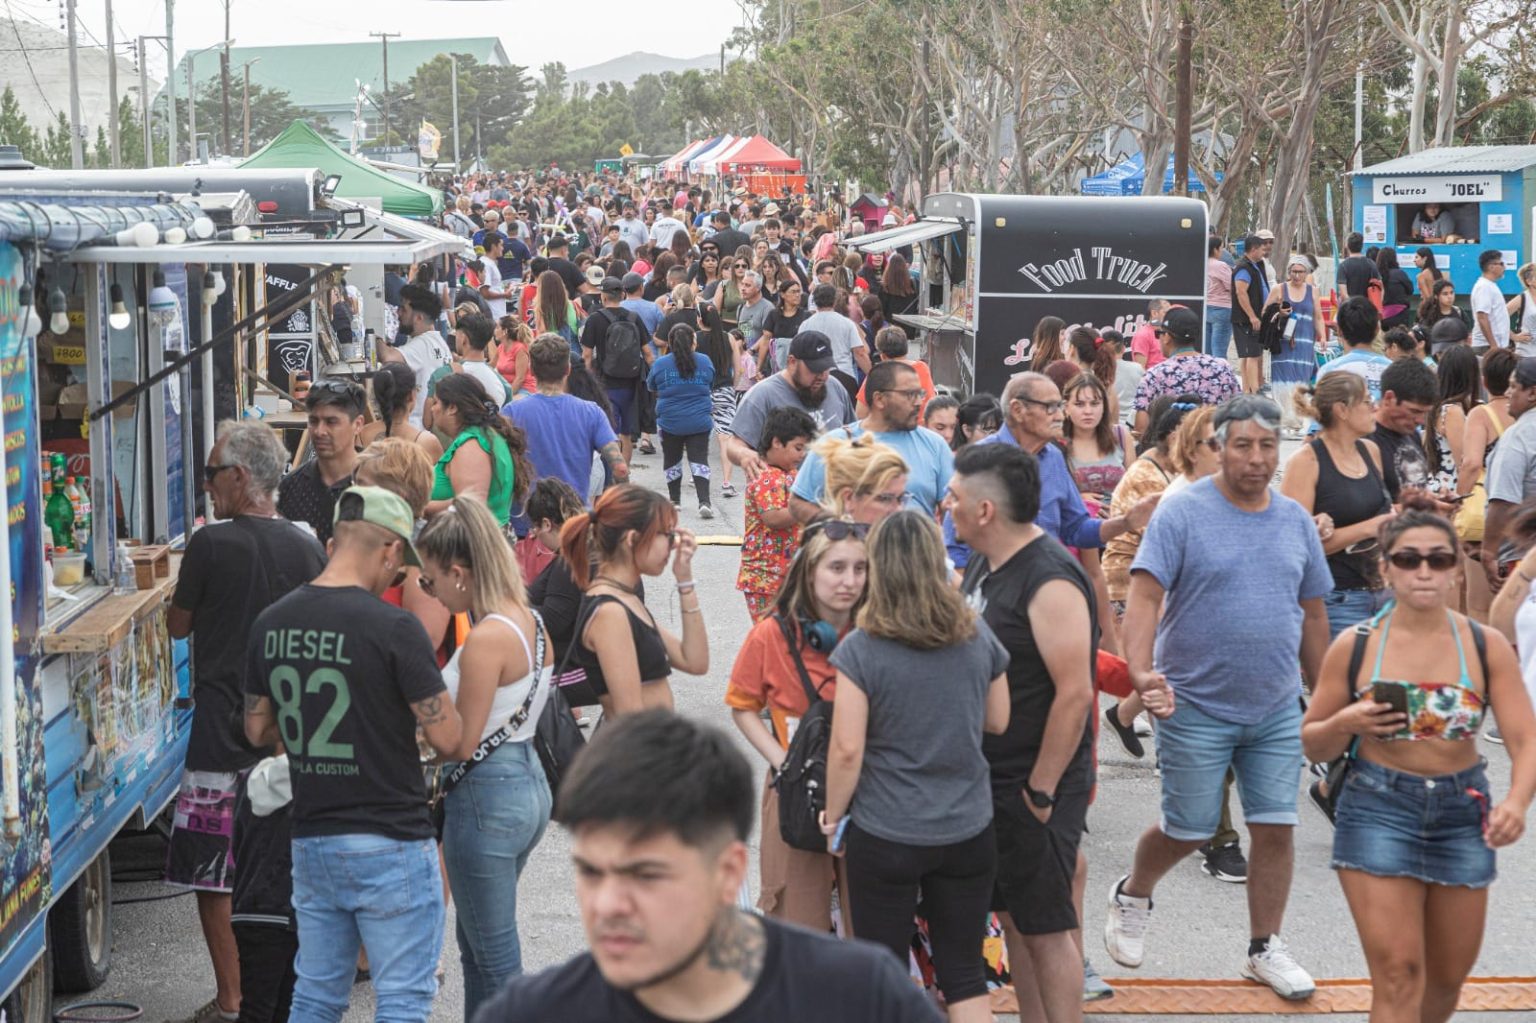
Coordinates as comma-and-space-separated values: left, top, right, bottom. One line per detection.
0, 166, 465, 1022
849, 193, 1209, 396
1351, 145, 1536, 297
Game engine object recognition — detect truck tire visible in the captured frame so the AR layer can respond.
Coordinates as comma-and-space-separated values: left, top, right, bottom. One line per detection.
0, 941, 51, 1023
49, 849, 112, 993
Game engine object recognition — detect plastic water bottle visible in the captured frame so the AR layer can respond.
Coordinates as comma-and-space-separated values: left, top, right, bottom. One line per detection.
113, 542, 138, 595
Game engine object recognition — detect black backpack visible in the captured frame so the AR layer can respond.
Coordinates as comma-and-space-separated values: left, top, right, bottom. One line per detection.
771, 615, 836, 852
599, 309, 648, 380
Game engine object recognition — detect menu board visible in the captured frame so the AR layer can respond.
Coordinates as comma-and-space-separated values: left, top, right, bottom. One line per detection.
0, 240, 52, 952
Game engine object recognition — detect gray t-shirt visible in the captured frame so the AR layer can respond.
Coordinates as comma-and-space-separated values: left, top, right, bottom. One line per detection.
1132, 476, 1331, 724
728, 372, 856, 449
829, 624, 1009, 846
737, 296, 776, 343
1485, 410, 1536, 557
798, 310, 867, 376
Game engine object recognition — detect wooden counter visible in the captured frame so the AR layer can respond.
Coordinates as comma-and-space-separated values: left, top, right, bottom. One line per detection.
41, 551, 182, 654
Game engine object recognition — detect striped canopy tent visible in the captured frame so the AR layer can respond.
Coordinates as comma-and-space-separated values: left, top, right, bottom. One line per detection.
662, 137, 718, 177
718, 135, 801, 173
695, 135, 751, 175
687, 134, 740, 175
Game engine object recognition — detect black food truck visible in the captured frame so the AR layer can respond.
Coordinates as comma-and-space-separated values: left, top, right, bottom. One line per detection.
850, 193, 1209, 397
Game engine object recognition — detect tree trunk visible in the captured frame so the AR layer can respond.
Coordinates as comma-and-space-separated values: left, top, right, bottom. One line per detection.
1407, 5, 1431, 152
1433, 0, 1463, 147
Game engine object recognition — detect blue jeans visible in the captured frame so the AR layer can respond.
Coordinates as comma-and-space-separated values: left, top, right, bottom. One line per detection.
442, 739, 552, 1020
289, 833, 443, 1023
1323, 587, 1389, 640
1205, 316, 1233, 359
1156, 697, 1303, 841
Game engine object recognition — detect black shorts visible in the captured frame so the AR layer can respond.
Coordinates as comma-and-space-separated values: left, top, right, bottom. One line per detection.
990, 785, 1089, 935
1232, 322, 1266, 359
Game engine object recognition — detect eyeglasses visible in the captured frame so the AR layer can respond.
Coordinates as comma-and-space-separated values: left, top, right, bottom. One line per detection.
868, 491, 911, 508
877, 387, 926, 402
1200, 437, 1220, 452
1386, 549, 1459, 572
803, 519, 871, 542
1018, 397, 1067, 414
308, 379, 365, 402
733, 262, 749, 269
204, 463, 237, 480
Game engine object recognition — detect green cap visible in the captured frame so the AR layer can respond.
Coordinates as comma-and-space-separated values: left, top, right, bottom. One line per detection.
333, 485, 421, 567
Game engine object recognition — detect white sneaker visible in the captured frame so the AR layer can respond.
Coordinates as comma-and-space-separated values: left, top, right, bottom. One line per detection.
1242, 936, 1315, 1001
699, 504, 715, 520
1103, 876, 1152, 968
1133, 713, 1153, 737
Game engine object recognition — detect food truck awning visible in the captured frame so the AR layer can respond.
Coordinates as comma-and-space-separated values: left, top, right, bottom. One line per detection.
847, 218, 963, 254
66, 199, 468, 265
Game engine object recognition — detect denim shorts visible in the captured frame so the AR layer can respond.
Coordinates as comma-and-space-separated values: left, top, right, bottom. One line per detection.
1156, 697, 1302, 841
1332, 757, 1495, 888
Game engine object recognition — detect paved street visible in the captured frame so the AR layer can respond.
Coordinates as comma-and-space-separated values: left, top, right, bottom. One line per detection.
91, 444, 1531, 1023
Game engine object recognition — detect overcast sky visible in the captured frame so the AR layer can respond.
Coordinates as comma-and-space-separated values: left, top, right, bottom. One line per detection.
5, 0, 746, 77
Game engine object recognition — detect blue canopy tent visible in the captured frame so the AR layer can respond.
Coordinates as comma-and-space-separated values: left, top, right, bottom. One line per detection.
1080, 153, 1218, 196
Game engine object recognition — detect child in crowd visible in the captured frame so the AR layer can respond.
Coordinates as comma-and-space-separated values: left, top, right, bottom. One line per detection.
737, 406, 819, 619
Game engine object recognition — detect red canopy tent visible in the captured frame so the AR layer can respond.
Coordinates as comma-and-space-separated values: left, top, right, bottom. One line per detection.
719, 135, 801, 173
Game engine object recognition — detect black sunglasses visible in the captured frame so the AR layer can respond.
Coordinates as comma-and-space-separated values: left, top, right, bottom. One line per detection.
803, 519, 870, 543
1386, 549, 1459, 572
204, 463, 238, 480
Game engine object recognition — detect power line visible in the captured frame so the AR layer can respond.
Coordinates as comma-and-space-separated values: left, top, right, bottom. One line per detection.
2, 0, 58, 119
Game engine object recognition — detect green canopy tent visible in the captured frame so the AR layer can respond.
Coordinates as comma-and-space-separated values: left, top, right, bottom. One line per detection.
241, 120, 443, 217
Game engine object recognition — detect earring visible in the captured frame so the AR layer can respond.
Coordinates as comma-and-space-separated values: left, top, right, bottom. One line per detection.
455, 580, 466, 592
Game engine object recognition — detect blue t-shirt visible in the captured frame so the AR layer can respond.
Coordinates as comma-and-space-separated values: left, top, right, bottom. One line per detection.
1319, 349, 1392, 403
621, 298, 664, 337
792, 424, 954, 517
502, 238, 532, 283
648, 353, 716, 435
944, 433, 1100, 567
503, 393, 616, 500
1131, 476, 1331, 724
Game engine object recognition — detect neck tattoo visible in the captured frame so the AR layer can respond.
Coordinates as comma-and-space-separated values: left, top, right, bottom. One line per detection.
705, 910, 766, 985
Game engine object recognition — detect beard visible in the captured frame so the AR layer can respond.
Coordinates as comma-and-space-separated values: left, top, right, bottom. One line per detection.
794, 379, 826, 405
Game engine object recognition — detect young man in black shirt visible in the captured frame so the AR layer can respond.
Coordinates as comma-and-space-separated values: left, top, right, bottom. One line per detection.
1336, 231, 1381, 302
1370, 357, 1439, 501
277, 380, 364, 545
474, 712, 940, 1023
244, 486, 462, 1023
168, 421, 326, 1023
949, 443, 1100, 1021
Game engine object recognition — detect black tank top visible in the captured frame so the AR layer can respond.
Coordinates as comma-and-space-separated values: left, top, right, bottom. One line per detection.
1311, 438, 1391, 591
572, 593, 672, 696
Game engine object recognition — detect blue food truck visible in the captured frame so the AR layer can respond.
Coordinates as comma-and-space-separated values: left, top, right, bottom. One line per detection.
0, 160, 465, 1022
1350, 145, 1536, 297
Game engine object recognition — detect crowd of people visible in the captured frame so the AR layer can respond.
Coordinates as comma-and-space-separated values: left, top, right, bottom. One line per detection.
159, 167, 1536, 1023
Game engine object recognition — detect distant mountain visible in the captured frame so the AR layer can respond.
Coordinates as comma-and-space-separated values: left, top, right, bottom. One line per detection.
566, 51, 724, 88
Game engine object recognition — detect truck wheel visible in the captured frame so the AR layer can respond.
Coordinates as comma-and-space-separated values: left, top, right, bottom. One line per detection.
0, 943, 51, 1023
49, 849, 112, 993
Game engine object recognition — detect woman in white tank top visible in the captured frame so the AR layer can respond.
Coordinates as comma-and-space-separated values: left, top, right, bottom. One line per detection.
417, 495, 553, 1019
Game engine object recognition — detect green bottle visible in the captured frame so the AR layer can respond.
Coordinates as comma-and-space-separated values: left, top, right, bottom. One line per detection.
44, 480, 74, 551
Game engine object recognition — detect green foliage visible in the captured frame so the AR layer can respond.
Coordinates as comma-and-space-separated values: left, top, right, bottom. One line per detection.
191, 78, 333, 156
0, 87, 40, 157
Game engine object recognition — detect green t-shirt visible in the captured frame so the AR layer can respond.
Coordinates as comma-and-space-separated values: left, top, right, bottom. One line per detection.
431, 425, 515, 525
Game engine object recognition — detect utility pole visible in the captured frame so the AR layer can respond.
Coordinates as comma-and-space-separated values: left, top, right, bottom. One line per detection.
138, 37, 150, 165
165, 0, 178, 165
1353, 21, 1364, 171
64, 0, 84, 167
186, 56, 196, 159
242, 58, 260, 156
449, 53, 460, 171
220, 0, 233, 155
1173, 9, 1193, 197
369, 31, 400, 146
106, 0, 120, 166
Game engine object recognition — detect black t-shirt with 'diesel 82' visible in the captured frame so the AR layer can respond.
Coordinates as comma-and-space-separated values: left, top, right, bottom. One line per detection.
245, 584, 446, 841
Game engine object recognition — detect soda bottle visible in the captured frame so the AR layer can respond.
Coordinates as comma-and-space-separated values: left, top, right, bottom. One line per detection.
50, 452, 67, 486
64, 476, 90, 544
43, 480, 74, 550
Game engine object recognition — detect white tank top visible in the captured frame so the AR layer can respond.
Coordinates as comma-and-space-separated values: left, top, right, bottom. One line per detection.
442, 612, 551, 744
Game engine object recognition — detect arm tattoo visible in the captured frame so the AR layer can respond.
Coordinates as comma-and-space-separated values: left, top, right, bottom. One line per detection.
244, 693, 269, 714
412, 694, 449, 727
599, 441, 629, 479
705, 910, 765, 984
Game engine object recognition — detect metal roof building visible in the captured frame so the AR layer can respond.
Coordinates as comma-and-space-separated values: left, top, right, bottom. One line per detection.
1350, 145, 1536, 176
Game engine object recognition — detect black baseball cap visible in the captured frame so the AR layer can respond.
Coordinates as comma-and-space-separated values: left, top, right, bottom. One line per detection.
1428, 316, 1469, 349
788, 331, 836, 373
620, 272, 645, 292
1514, 357, 1536, 389
600, 276, 624, 296
1161, 307, 1201, 346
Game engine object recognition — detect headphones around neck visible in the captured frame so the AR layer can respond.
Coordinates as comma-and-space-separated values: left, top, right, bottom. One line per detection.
799, 616, 840, 654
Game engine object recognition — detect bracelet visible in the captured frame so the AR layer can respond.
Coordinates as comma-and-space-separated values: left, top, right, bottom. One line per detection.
676, 581, 697, 593
682, 606, 703, 615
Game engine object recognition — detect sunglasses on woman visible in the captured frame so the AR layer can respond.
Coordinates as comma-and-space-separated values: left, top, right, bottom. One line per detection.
803, 519, 870, 542
1385, 549, 1459, 572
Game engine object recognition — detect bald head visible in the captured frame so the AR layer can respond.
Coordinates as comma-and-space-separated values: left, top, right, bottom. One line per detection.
1003, 371, 1053, 406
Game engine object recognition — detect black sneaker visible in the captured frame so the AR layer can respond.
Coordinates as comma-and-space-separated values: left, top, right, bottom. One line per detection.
1198, 841, 1247, 883
1104, 703, 1145, 758
1307, 779, 1336, 826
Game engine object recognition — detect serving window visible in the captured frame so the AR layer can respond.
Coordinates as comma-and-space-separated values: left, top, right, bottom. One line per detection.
1395, 202, 1480, 245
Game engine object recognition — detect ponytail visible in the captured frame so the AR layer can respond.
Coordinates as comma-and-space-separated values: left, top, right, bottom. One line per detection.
557, 483, 677, 589
417, 494, 527, 617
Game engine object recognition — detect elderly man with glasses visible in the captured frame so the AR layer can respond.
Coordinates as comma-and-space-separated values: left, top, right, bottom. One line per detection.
1105, 395, 1331, 1002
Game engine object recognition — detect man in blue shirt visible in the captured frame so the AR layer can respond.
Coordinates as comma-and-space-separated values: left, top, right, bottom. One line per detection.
1105, 395, 1330, 1002
620, 273, 664, 338
789, 361, 953, 518
944, 373, 1157, 566
504, 333, 628, 505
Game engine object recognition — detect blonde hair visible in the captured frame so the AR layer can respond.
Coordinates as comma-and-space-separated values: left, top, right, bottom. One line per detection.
1169, 406, 1216, 476
1519, 261, 1536, 289
816, 434, 908, 516
416, 495, 527, 618
857, 511, 975, 649
1293, 372, 1367, 428
671, 282, 697, 308
353, 438, 434, 518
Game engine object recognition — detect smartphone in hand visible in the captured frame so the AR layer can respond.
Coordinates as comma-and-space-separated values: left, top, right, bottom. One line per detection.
1370, 682, 1410, 721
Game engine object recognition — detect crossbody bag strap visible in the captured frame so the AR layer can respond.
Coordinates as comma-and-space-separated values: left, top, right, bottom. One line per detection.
444, 611, 548, 790
774, 615, 824, 707
1470, 618, 1490, 708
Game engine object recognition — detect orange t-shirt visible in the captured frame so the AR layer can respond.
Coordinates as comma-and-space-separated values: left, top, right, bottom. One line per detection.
856, 357, 937, 415
725, 617, 839, 750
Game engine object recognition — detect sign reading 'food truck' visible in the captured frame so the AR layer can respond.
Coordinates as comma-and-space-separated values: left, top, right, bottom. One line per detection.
1017, 246, 1169, 294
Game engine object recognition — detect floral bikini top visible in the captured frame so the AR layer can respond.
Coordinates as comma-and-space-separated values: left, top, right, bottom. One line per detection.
1361, 610, 1486, 742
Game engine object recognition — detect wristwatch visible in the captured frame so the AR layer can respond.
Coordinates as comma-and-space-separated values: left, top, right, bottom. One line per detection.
1023, 781, 1056, 810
